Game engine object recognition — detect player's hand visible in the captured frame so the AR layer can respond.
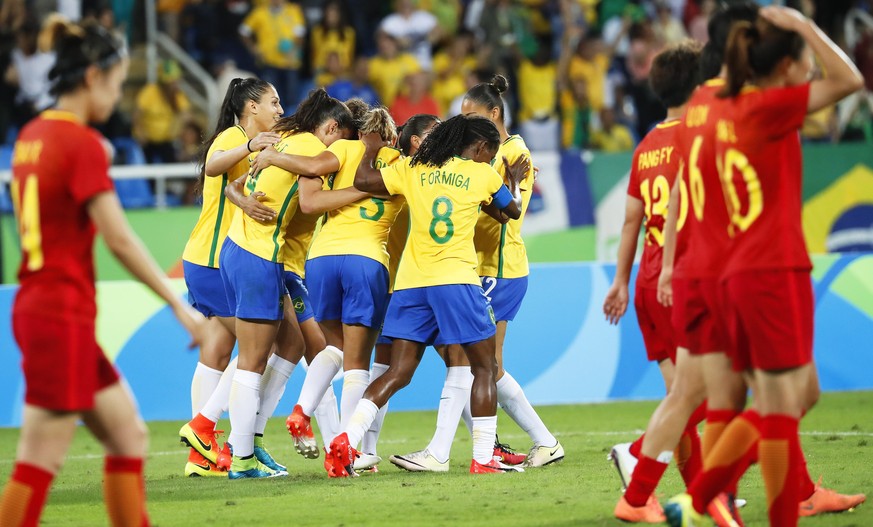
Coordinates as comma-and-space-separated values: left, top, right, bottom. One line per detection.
657, 267, 673, 307
249, 131, 281, 151
240, 191, 276, 223
249, 145, 278, 175
173, 303, 207, 350
760, 6, 808, 32
603, 283, 629, 325
360, 131, 388, 152
504, 154, 531, 190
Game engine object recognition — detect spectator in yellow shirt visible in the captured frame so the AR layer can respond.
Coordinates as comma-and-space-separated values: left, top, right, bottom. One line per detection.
239, 0, 305, 106
310, 0, 355, 76
432, 29, 476, 115
133, 60, 192, 164
518, 44, 557, 122
368, 31, 421, 106
590, 108, 634, 152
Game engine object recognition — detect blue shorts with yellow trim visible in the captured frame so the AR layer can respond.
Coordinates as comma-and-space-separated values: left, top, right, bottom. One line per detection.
219, 238, 285, 321
183, 260, 233, 318
382, 285, 496, 346
305, 255, 390, 327
480, 276, 528, 322
283, 271, 314, 323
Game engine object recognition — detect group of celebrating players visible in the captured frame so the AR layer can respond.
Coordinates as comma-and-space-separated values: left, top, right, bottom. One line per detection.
602, 2, 867, 526
0, 2, 869, 527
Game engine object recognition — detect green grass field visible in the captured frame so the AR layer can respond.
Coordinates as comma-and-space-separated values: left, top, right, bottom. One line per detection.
0, 391, 871, 526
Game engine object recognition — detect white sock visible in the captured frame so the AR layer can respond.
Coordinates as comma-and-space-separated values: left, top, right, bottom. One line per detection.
200, 357, 238, 422
361, 363, 390, 455
255, 354, 296, 435
340, 369, 370, 430
461, 399, 474, 436
313, 384, 340, 449
426, 366, 473, 463
297, 346, 343, 415
346, 398, 380, 448
497, 371, 556, 446
227, 369, 261, 458
191, 362, 222, 417
471, 415, 498, 464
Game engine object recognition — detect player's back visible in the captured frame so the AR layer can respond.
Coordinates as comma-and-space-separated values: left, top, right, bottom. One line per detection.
11, 110, 114, 321
629, 118, 687, 288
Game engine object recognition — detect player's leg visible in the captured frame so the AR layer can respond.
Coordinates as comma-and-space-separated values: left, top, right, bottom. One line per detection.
339, 324, 380, 430
360, 339, 392, 463
300, 318, 341, 452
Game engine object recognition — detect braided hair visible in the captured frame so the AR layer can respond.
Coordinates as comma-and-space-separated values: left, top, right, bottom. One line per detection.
411, 114, 499, 168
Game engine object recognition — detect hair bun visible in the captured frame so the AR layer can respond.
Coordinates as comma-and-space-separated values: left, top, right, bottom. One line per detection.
38, 14, 84, 53
490, 74, 509, 94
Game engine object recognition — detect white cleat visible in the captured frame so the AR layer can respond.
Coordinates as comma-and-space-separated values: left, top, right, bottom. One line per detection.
608, 442, 637, 489
353, 453, 382, 471
522, 441, 565, 468
389, 449, 450, 473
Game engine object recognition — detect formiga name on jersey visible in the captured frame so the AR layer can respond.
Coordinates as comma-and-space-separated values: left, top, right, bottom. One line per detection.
637, 146, 674, 171
420, 169, 471, 190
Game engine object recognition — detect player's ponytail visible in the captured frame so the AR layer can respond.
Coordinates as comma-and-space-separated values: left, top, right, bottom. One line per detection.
195, 77, 272, 193
274, 87, 354, 135
398, 114, 440, 156
699, 1, 759, 80
40, 14, 127, 97
463, 74, 509, 121
720, 16, 805, 98
411, 114, 499, 168
359, 107, 398, 144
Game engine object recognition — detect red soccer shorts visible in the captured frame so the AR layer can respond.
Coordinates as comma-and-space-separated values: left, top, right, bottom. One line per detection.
723, 270, 814, 372
635, 284, 676, 363
672, 277, 731, 355
12, 313, 120, 411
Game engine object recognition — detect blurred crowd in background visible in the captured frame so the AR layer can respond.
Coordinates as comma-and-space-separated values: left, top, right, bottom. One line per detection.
1, 0, 872, 197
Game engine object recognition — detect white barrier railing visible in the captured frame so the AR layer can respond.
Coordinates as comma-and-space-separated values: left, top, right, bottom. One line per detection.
0, 163, 199, 209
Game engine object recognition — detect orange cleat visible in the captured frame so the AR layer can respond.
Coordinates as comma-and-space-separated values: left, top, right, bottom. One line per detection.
493, 436, 527, 466
798, 477, 866, 516
179, 420, 224, 465
184, 448, 226, 477
325, 433, 359, 478
708, 493, 743, 527
216, 442, 232, 471
286, 404, 319, 459
469, 458, 524, 474
613, 495, 666, 523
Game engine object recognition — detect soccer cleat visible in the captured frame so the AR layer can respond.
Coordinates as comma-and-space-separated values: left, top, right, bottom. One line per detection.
325, 433, 359, 478
353, 453, 382, 472
522, 441, 565, 468
470, 458, 524, 474
216, 443, 232, 471
286, 404, 319, 459
227, 455, 284, 480
707, 493, 742, 527
389, 449, 450, 473
253, 436, 287, 474
613, 495, 666, 523
493, 435, 527, 465
608, 442, 638, 489
184, 449, 226, 478
798, 477, 866, 516
664, 493, 712, 527
179, 422, 224, 465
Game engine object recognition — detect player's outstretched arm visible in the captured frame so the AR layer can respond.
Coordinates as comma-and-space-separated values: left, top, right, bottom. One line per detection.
206, 131, 280, 177
88, 192, 206, 348
250, 147, 340, 178
224, 174, 277, 223
298, 175, 369, 214
354, 136, 390, 195
604, 194, 644, 325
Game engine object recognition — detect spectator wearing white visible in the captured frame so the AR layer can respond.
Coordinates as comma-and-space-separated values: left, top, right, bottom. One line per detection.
379, 0, 441, 70
5, 22, 55, 127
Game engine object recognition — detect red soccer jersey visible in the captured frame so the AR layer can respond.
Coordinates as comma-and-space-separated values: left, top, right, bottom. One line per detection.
716, 83, 811, 276
673, 79, 733, 279
628, 118, 687, 289
11, 110, 114, 323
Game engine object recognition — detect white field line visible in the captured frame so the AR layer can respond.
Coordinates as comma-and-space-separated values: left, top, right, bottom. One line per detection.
0, 429, 869, 465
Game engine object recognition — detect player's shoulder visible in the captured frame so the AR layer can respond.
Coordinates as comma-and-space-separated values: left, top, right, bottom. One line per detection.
499, 135, 530, 158
376, 146, 403, 166
217, 125, 247, 144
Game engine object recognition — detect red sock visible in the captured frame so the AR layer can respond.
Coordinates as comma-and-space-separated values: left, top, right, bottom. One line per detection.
701, 409, 739, 460
104, 457, 150, 527
629, 434, 644, 459
190, 412, 215, 431
689, 409, 759, 514
0, 463, 54, 527
724, 409, 761, 496
624, 455, 669, 507
676, 423, 703, 486
794, 437, 816, 501
760, 415, 800, 527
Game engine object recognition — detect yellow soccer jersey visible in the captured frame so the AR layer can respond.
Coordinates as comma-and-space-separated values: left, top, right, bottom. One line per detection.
474, 135, 535, 279
182, 125, 244, 267
368, 53, 421, 106
282, 206, 321, 275
382, 156, 505, 290
308, 142, 403, 267
227, 132, 326, 263
386, 200, 409, 293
